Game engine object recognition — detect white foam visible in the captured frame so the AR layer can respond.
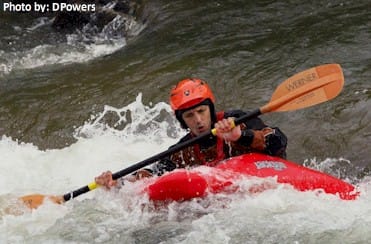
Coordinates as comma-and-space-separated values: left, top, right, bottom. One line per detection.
1, 95, 370, 243
0, 15, 143, 75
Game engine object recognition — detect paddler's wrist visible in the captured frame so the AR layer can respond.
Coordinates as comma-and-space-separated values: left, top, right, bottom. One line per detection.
237, 129, 254, 146
135, 169, 153, 180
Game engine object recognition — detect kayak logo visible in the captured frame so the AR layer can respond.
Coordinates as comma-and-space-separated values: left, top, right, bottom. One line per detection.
254, 161, 287, 171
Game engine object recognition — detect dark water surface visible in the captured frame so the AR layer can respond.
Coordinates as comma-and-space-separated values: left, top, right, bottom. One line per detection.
1, 1, 370, 170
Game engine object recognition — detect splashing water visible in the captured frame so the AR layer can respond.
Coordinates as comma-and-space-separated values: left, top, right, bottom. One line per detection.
0, 95, 371, 243
0, 13, 145, 76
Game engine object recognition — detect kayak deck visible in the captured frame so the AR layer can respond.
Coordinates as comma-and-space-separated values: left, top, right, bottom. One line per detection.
146, 153, 359, 201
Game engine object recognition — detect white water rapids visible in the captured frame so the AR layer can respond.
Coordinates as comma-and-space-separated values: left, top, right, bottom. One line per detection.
1, 95, 371, 243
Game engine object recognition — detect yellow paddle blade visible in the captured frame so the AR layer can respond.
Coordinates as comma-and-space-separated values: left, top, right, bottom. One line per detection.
261, 63, 344, 113
20, 194, 63, 209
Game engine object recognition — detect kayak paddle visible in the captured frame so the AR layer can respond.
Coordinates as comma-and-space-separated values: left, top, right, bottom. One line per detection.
19, 63, 344, 209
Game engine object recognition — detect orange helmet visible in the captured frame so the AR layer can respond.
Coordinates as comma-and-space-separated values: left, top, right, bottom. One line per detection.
170, 78, 216, 129
170, 78, 215, 111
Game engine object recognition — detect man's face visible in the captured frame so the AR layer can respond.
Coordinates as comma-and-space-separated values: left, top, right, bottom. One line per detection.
181, 105, 212, 136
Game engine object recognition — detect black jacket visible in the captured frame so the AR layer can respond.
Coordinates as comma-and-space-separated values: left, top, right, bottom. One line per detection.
151, 109, 287, 175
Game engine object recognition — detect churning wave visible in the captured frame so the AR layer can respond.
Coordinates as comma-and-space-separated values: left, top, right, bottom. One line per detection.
0, 10, 145, 76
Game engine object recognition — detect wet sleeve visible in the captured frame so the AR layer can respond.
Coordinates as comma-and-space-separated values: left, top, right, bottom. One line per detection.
132, 157, 176, 178
151, 158, 177, 176
264, 127, 288, 158
236, 129, 255, 147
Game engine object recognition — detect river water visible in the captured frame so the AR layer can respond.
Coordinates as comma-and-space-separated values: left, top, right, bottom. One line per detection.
1, 0, 370, 243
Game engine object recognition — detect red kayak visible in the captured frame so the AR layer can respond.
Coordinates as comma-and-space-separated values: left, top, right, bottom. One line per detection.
146, 153, 359, 201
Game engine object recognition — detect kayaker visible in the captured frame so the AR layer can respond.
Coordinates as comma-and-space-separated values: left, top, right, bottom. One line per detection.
96, 78, 287, 189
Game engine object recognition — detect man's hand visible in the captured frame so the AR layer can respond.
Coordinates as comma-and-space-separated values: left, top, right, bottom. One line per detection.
95, 169, 153, 189
95, 171, 117, 190
214, 118, 241, 142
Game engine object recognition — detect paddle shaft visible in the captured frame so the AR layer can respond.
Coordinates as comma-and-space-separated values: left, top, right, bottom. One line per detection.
62, 108, 262, 201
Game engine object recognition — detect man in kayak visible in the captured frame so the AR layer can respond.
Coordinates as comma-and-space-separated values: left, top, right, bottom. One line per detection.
96, 78, 287, 188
